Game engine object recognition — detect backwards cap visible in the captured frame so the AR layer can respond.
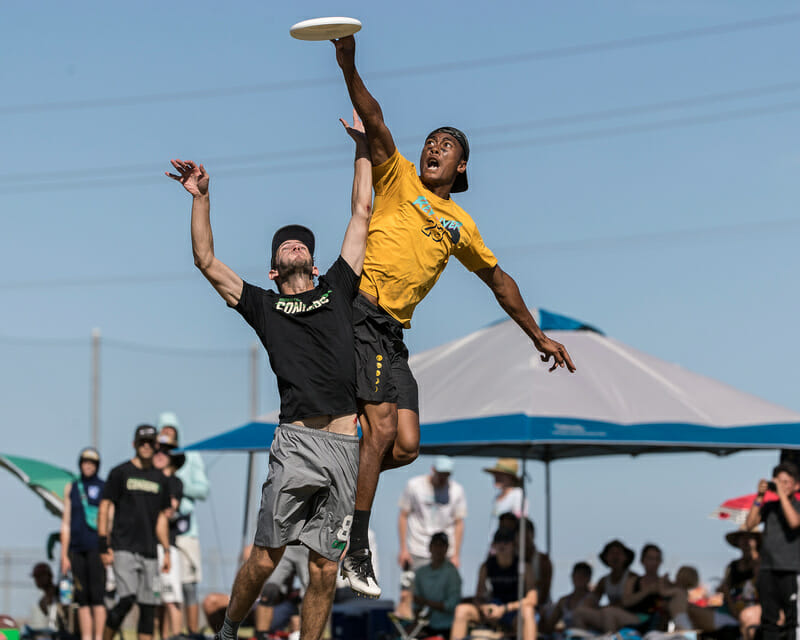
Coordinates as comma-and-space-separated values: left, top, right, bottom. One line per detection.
427, 126, 470, 193
271, 225, 315, 269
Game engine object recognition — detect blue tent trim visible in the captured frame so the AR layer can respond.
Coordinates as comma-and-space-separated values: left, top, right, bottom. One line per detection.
484, 308, 602, 334
182, 413, 800, 459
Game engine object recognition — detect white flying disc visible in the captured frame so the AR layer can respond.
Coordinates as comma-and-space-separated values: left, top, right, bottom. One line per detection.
290, 16, 362, 41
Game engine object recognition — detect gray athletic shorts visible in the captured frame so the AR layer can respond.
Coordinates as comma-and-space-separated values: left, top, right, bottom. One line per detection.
113, 550, 159, 605
254, 424, 359, 562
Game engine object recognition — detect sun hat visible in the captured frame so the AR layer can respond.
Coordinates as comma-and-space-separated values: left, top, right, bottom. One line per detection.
725, 530, 762, 548
482, 458, 522, 482
599, 539, 635, 568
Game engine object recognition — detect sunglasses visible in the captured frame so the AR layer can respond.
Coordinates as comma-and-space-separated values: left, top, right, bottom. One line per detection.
135, 439, 155, 448
79, 458, 99, 465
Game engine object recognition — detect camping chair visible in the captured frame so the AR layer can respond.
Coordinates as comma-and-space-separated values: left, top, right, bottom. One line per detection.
389, 606, 435, 640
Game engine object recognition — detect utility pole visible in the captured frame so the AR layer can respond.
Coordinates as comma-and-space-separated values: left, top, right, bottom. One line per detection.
91, 328, 101, 450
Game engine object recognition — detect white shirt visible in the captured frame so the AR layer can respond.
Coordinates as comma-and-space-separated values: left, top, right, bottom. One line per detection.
489, 487, 528, 540
399, 475, 468, 558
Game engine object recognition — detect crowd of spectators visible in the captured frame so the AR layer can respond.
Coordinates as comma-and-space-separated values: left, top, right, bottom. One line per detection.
17, 453, 800, 640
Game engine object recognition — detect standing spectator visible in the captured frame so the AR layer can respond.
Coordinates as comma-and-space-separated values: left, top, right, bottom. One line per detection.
60, 447, 106, 640
98, 424, 172, 640
157, 411, 210, 637
483, 459, 527, 540
413, 532, 462, 639
396, 456, 467, 618
152, 433, 185, 640
745, 462, 800, 640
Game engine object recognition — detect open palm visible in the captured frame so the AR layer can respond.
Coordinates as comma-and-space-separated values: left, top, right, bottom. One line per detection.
166, 159, 209, 197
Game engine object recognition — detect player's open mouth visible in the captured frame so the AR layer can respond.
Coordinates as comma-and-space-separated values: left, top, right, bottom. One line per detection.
426, 158, 439, 169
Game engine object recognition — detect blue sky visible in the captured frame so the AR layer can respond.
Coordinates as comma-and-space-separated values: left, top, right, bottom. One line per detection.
2, 0, 799, 615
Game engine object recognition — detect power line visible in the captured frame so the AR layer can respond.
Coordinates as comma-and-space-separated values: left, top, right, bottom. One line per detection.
2, 95, 799, 194
3, 79, 800, 187
2, 215, 799, 292
0, 333, 250, 356
1, 12, 798, 116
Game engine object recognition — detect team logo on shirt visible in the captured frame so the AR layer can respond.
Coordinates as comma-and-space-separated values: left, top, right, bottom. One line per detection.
275, 289, 332, 315
413, 196, 462, 244
126, 478, 161, 494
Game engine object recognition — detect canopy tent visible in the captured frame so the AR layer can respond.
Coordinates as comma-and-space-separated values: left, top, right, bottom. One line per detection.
0, 453, 76, 517
184, 308, 800, 458
182, 309, 800, 635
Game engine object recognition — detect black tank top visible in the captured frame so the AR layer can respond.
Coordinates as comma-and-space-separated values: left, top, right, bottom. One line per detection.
628, 576, 664, 615
487, 555, 519, 604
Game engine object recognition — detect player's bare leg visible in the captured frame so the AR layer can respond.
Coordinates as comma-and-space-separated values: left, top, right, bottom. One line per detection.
381, 408, 420, 470
299, 551, 339, 640
217, 546, 284, 640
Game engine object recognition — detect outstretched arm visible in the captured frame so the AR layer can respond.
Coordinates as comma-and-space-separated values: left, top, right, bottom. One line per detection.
339, 110, 373, 274
332, 36, 395, 166
476, 264, 576, 372
166, 160, 243, 306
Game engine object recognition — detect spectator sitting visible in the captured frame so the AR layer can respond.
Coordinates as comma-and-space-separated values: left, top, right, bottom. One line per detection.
542, 562, 594, 636
60, 447, 105, 640
681, 531, 761, 639
619, 543, 690, 632
412, 532, 462, 639
451, 528, 537, 640
25, 563, 65, 638
518, 519, 552, 605
572, 539, 637, 632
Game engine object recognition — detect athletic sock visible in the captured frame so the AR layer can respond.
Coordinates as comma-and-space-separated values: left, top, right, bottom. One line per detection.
220, 614, 241, 640
255, 631, 270, 640
348, 509, 371, 553
674, 613, 692, 630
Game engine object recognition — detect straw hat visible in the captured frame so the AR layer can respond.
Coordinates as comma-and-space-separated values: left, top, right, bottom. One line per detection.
482, 458, 522, 482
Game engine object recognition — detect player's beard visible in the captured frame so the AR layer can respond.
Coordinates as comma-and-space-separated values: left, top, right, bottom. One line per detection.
277, 254, 314, 282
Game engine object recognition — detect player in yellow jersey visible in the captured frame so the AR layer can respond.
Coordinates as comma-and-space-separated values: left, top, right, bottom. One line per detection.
332, 35, 576, 598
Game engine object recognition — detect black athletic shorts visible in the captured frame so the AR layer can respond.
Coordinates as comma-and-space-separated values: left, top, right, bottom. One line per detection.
353, 294, 419, 413
70, 548, 105, 606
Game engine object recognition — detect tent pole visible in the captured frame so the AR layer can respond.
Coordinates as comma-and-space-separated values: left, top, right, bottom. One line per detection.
242, 342, 260, 554
241, 453, 256, 552
517, 455, 527, 640
545, 457, 552, 555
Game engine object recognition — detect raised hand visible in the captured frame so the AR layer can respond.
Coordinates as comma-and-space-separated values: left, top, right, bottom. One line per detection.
340, 108, 366, 144
331, 35, 356, 68
166, 159, 209, 197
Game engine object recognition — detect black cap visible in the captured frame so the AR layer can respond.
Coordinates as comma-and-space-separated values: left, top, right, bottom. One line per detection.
271, 225, 315, 269
427, 126, 469, 193
493, 527, 515, 545
134, 424, 157, 443
430, 531, 449, 546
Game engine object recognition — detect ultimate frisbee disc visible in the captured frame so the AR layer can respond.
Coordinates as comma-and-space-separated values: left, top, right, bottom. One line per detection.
290, 16, 362, 41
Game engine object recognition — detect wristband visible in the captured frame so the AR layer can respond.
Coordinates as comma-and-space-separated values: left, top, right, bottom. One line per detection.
98, 537, 109, 553
754, 499, 763, 507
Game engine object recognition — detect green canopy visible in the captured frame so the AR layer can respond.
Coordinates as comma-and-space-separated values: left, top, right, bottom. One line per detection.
0, 454, 76, 517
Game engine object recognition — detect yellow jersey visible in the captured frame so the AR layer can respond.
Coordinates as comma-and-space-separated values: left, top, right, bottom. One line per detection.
360, 149, 497, 327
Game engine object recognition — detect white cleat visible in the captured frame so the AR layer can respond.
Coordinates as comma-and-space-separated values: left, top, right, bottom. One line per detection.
341, 548, 382, 599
